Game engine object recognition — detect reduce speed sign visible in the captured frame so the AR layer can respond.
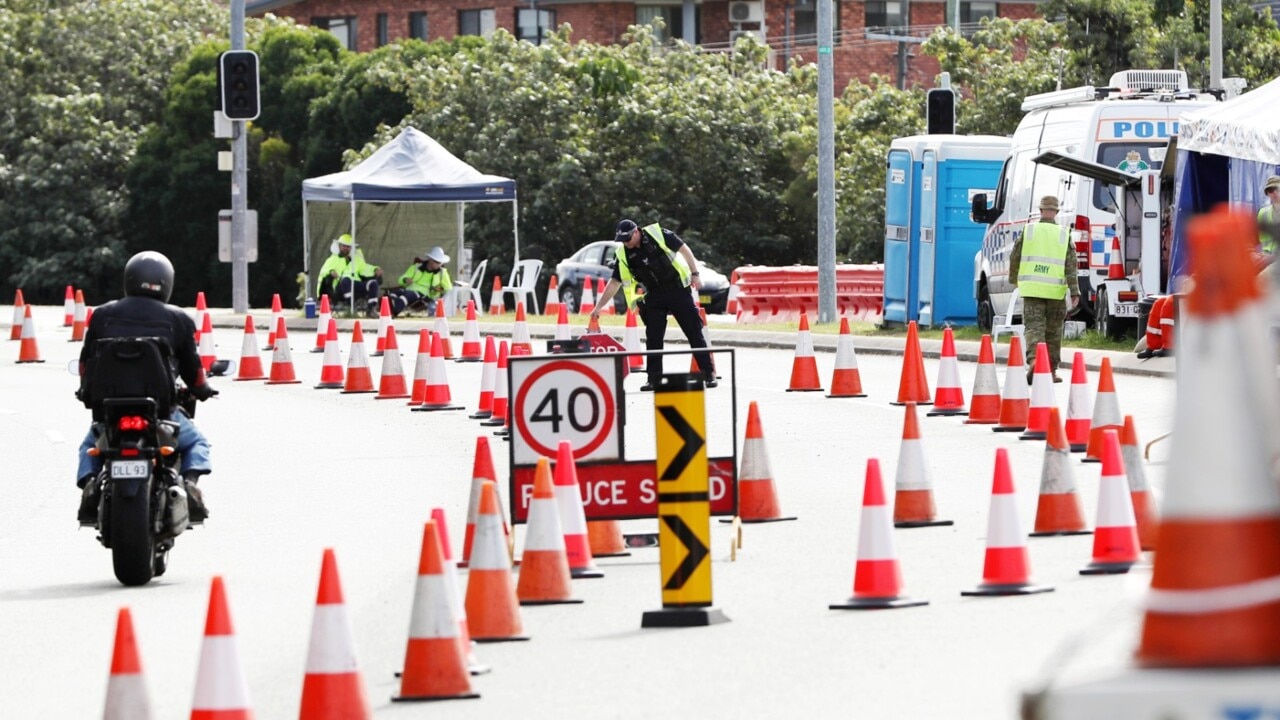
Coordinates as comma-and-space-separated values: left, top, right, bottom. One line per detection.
510, 355, 621, 466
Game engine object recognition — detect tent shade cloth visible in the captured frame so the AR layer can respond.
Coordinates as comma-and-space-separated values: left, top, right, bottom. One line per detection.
1178, 76, 1280, 166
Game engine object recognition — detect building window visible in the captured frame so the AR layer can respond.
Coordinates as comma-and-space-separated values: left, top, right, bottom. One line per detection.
864, 1, 907, 33
409, 11, 429, 40
312, 16, 358, 50
636, 5, 699, 43
516, 8, 554, 44
459, 8, 496, 38
960, 1, 996, 25
377, 14, 389, 46
793, 1, 840, 44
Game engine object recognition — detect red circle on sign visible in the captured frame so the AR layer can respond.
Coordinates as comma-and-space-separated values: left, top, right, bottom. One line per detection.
513, 359, 617, 460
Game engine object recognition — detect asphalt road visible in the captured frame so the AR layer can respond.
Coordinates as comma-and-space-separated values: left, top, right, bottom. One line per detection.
0, 305, 1175, 718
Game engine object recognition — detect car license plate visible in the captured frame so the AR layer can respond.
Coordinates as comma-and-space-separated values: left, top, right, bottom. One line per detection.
110, 460, 149, 480
1113, 304, 1139, 318
699, 294, 711, 305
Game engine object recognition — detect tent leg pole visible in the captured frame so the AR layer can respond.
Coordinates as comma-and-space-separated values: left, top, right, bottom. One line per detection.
512, 195, 520, 264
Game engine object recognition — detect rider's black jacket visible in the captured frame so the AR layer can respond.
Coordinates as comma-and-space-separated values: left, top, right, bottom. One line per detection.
78, 296, 207, 398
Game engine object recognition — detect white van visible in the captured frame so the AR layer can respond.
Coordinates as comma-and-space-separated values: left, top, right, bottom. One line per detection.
969, 69, 1218, 329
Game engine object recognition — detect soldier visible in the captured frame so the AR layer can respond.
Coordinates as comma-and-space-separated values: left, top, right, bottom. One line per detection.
1009, 196, 1081, 382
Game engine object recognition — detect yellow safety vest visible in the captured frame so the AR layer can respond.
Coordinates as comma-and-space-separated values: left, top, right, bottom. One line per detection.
614, 223, 691, 308
1259, 205, 1277, 254
1018, 223, 1069, 301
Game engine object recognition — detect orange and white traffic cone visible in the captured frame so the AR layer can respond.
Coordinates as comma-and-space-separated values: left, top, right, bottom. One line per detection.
457, 301, 482, 361
1029, 407, 1090, 537
992, 334, 1028, 433
265, 293, 283, 350
623, 307, 644, 371
787, 312, 823, 392
265, 317, 301, 385
892, 320, 931, 405
16, 305, 43, 364
63, 284, 75, 326
233, 315, 266, 382
300, 549, 372, 718
726, 270, 741, 317
1079, 429, 1143, 575
831, 458, 929, 610
511, 302, 534, 356
598, 278, 615, 315
587, 520, 630, 558
893, 402, 952, 528
827, 319, 865, 398
460, 436, 507, 567
488, 276, 504, 315
197, 313, 217, 373
586, 314, 602, 334
393, 520, 482, 702
433, 301, 455, 360
731, 402, 796, 523
1019, 342, 1055, 441
191, 576, 254, 718
1084, 356, 1122, 462
1138, 208, 1280, 666
9, 288, 24, 341
962, 448, 1054, 596
376, 326, 411, 400
341, 321, 376, 394
411, 331, 463, 411
1064, 352, 1091, 452
964, 334, 1002, 425
373, 297, 392, 357
430, 508, 491, 676
543, 275, 560, 317
311, 294, 331, 353
555, 441, 604, 578
194, 291, 208, 341
517, 458, 583, 605
465, 482, 529, 642
480, 342, 509, 427
407, 329, 432, 406
1107, 234, 1126, 280
103, 608, 152, 720
69, 289, 87, 342
469, 336, 497, 419
84, 306, 94, 333
579, 277, 596, 315
927, 326, 965, 415
1120, 415, 1159, 551
554, 304, 571, 341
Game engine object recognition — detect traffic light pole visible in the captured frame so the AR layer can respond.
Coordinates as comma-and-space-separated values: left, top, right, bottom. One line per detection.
815, 0, 836, 324
230, 0, 249, 313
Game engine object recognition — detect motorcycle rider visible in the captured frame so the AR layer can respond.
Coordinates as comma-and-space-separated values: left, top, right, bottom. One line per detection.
76, 251, 216, 525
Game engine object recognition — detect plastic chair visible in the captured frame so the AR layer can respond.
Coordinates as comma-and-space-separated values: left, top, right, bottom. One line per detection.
501, 259, 543, 315
992, 287, 1025, 345
447, 258, 488, 315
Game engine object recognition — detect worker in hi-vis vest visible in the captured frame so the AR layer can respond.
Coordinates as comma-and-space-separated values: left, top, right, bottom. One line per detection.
592, 218, 715, 391
1258, 175, 1280, 258
1008, 195, 1080, 383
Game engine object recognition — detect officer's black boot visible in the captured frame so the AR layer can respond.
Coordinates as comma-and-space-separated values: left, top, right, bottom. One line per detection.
183, 472, 209, 523
77, 477, 101, 526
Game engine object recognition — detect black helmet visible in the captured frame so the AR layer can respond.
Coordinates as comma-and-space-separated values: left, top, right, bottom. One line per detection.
123, 251, 175, 302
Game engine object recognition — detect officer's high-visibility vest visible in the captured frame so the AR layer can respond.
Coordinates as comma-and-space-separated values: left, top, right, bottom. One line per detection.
1259, 205, 1277, 254
1017, 222, 1069, 301
614, 223, 691, 308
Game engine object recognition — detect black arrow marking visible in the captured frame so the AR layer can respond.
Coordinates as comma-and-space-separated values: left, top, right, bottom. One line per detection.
657, 406, 704, 481
662, 514, 709, 591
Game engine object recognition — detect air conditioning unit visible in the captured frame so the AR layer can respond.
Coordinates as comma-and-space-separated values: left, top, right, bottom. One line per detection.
730, 28, 765, 43
728, 0, 764, 24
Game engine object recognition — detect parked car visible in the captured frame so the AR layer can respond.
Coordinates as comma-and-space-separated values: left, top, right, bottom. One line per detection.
554, 241, 731, 314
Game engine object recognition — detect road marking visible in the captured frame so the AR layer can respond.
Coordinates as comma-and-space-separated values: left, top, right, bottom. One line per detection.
44, 430, 65, 444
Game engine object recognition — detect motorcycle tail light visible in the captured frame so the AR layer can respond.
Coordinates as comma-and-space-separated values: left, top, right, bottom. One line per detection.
120, 448, 140, 457
117, 416, 149, 431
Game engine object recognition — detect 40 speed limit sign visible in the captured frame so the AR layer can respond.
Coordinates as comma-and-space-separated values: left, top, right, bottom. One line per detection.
510, 355, 622, 466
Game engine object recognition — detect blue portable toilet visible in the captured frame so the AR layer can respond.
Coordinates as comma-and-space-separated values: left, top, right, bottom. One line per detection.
881, 135, 1011, 327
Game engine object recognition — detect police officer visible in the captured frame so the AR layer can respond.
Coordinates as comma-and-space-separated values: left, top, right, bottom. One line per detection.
592, 219, 715, 390
318, 234, 383, 318
1009, 196, 1080, 382
388, 246, 453, 317
76, 251, 216, 524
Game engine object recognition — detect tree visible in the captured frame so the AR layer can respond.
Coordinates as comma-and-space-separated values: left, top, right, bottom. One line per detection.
1039, 0, 1159, 86
1144, 0, 1280, 89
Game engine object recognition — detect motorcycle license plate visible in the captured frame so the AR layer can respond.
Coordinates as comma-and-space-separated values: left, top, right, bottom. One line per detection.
110, 460, 149, 479
699, 294, 711, 305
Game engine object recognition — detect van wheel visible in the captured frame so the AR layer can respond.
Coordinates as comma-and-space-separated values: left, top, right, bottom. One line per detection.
977, 286, 995, 332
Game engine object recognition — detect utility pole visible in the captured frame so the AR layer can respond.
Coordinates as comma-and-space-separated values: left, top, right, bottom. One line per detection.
1210, 0, 1223, 90
230, 0, 249, 313
816, 0, 836, 323
865, 33, 924, 91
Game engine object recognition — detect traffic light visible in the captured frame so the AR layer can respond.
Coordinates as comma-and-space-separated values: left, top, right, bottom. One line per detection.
219, 50, 260, 121
927, 88, 956, 135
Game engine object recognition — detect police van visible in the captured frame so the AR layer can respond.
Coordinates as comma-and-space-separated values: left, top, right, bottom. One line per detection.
969, 70, 1218, 330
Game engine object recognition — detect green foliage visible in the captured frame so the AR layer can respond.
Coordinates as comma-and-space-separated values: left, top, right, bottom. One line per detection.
1040, 0, 1159, 85
1143, 0, 1280, 88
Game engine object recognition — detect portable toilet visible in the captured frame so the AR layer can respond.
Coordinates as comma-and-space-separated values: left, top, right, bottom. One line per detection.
882, 134, 1012, 326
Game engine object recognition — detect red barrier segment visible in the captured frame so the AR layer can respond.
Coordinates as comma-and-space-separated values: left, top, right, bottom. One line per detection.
733, 264, 884, 324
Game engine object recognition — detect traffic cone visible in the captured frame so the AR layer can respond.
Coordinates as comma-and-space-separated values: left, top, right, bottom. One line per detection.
726, 270, 740, 317
689, 307, 716, 376
465, 482, 529, 642
457, 301, 482, 361
586, 314, 602, 334
469, 336, 497, 419
461, 436, 506, 567
554, 304, 571, 341
265, 293, 282, 350
430, 508, 491, 676
433, 301, 455, 360
265, 317, 301, 384
892, 321, 931, 405
1120, 415, 1159, 551
554, 441, 604, 578
341, 321, 376, 394
544, 275, 560, 316
892, 402, 952, 528
299, 549, 372, 718
311, 319, 343, 389
488, 276, 504, 315
311, 295, 331, 353
964, 335, 1002, 425
233, 316, 266, 381
1084, 356, 1122, 462
63, 284, 75, 326
194, 291, 208, 342
927, 326, 965, 415
511, 303, 534, 355
407, 330, 432, 405
729, 402, 796, 523
197, 313, 216, 373
1107, 234, 1126, 280
961, 448, 1054, 596
84, 306, 93, 333
787, 313, 823, 392
598, 277, 614, 315
411, 331, 463, 411
992, 334, 1029, 433
623, 308, 644, 371
1138, 208, 1280, 666
517, 458, 583, 605
1029, 407, 1091, 537
480, 342, 509, 427
375, 326, 411, 400
1079, 429, 1143, 575
393, 520, 481, 702
587, 520, 630, 558
191, 576, 253, 718
373, 297, 392, 357
9, 288, 24, 341
1019, 342, 1055, 441
103, 608, 152, 720
69, 289, 87, 342
831, 458, 929, 610
579, 277, 596, 315
826, 318, 866, 398
1064, 352, 1091, 452
16, 305, 43, 364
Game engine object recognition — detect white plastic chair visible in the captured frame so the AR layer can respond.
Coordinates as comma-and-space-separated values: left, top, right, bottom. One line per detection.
992, 287, 1025, 345
447, 258, 488, 315
501, 259, 543, 315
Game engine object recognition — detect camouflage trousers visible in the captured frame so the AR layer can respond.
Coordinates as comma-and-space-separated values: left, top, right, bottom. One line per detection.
1022, 296, 1066, 378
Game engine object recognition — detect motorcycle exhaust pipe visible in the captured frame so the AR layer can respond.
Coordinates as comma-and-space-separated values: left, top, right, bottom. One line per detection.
166, 484, 189, 536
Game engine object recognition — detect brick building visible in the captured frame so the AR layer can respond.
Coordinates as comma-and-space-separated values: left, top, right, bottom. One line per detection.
248, 0, 1044, 90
